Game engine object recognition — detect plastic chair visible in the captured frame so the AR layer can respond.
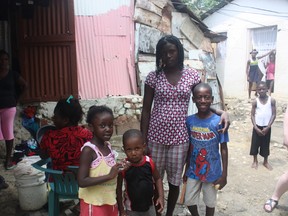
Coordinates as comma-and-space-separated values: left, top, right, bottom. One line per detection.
31, 158, 79, 216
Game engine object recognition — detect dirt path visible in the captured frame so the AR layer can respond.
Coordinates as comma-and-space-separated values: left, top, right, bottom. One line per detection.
213, 98, 288, 216
0, 98, 288, 216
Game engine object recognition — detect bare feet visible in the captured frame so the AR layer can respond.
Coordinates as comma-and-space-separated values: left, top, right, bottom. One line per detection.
251, 162, 258, 169
263, 162, 273, 170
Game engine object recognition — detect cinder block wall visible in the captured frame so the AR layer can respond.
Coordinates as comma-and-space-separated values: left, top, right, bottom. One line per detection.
0, 95, 143, 158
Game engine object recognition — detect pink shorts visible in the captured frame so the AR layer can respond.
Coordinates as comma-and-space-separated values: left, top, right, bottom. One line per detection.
0, 107, 16, 140
80, 199, 118, 216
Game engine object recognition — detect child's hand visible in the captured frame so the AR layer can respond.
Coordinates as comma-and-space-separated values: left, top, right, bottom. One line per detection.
109, 164, 122, 179
213, 176, 227, 190
183, 175, 187, 183
120, 160, 131, 171
255, 127, 264, 136
155, 196, 164, 213
119, 211, 127, 216
262, 126, 270, 135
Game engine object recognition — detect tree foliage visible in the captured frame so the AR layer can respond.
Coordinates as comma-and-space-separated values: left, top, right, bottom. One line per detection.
181, 0, 222, 19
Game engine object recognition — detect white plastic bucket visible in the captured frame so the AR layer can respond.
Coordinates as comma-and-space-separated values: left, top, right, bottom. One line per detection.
14, 156, 48, 211
16, 177, 47, 211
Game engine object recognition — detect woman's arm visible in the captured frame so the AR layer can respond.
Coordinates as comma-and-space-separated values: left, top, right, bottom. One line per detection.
257, 49, 275, 59
210, 107, 230, 133
140, 84, 154, 144
246, 60, 250, 81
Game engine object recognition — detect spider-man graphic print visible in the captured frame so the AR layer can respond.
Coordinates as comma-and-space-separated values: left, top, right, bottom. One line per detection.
186, 114, 229, 182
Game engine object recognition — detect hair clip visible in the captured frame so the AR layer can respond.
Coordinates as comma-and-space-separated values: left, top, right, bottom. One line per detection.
66, 95, 73, 104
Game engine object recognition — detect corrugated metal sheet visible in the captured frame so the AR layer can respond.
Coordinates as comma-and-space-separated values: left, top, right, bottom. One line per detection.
74, 0, 131, 16
74, 0, 136, 99
19, 0, 77, 102
22, 45, 76, 101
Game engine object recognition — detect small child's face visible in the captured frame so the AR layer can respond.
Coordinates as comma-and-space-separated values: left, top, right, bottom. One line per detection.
269, 55, 275, 62
257, 84, 268, 97
90, 112, 113, 142
123, 136, 145, 164
193, 87, 213, 113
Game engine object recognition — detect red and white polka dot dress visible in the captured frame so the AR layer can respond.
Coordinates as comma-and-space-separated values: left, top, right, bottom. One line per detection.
145, 68, 200, 146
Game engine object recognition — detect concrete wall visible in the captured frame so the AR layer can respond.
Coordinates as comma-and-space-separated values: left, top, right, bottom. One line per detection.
203, 0, 288, 98
0, 96, 143, 150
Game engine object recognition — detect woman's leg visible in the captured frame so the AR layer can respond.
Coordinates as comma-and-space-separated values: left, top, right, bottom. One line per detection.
0, 107, 16, 169
166, 142, 189, 216
166, 183, 179, 216
264, 171, 288, 212
271, 171, 288, 201
5, 139, 14, 168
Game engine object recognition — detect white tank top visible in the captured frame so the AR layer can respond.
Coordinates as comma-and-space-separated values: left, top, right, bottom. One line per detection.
255, 97, 272, 126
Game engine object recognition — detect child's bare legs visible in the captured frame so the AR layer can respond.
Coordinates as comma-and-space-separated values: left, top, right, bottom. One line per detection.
248, 82, 253, 99
263, 157, 273, 170
268, 81, 274, 96
187, 205, 215, 216
166, 183, 179, 216
251, 155, 258, 169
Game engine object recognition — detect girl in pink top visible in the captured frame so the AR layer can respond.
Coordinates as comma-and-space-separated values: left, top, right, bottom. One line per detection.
78, 106, 122, 216
265, 52, 276, 95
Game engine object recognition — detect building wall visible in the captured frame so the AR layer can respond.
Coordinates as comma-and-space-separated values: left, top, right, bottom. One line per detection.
73, 0, 136, 99
9, 96, 143, 145
203, 0, 288, 98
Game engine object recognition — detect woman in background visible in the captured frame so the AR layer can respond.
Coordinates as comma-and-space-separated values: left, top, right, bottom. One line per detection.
0, 50, 27, 170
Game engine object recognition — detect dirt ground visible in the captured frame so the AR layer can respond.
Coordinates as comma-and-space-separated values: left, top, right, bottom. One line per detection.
1, 97, 288, 216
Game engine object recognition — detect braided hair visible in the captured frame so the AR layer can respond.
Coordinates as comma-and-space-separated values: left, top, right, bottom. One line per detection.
86, 105, 114, 124
54, 98, 83, 126
155, 35, 184, 75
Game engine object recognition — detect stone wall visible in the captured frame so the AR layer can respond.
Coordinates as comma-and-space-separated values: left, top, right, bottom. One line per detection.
0, 95, 143, 157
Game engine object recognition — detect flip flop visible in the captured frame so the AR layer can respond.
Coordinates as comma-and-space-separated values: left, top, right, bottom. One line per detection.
264, 198, 278, 213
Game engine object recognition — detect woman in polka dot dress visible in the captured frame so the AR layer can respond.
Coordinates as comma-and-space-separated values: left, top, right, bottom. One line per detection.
141, 35, 230, 216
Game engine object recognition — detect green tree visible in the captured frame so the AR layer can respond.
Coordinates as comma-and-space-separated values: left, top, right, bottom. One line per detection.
181, 0, 222, 19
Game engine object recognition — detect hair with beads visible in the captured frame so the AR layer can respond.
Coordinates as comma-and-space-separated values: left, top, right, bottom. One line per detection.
54, 98, 83, 126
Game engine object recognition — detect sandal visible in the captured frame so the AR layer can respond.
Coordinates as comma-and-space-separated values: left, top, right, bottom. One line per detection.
264, 198, 278, 213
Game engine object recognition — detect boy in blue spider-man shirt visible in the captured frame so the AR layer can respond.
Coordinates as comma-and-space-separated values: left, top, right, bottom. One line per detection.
183, 83, 229, 216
